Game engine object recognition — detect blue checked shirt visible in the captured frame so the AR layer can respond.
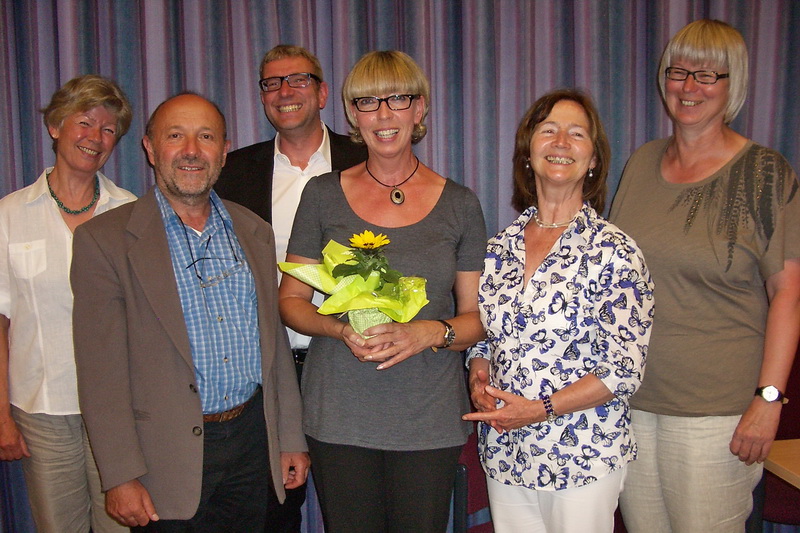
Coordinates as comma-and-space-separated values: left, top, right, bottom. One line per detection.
155, 188, 261, 414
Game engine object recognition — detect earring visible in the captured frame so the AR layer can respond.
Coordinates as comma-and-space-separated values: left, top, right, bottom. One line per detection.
588, 168, 594, 179
524, 159, 531, 169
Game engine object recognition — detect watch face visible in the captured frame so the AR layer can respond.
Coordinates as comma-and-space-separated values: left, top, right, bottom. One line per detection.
761, 386, 780, 402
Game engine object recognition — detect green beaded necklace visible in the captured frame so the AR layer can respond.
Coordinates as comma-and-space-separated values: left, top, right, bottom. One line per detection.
46, 172, 100, 215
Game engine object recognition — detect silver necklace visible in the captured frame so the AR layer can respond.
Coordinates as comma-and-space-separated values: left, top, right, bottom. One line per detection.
365, 156, 420, 205
534, 212, 574, 228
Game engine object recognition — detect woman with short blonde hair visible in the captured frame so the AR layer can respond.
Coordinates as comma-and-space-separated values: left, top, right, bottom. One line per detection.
280, 50, 486, 532
611, 19, 800, 531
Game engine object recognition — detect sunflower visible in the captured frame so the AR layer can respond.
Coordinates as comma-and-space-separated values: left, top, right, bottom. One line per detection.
349, 230, 390, 250
332, 230, 401, 288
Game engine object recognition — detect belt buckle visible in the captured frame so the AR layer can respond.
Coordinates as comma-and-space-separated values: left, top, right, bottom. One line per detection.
203, 388, 258, 423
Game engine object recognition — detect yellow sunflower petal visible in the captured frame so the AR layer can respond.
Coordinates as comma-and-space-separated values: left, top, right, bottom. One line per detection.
350, 230, 390, 249
372, 233, 391, 248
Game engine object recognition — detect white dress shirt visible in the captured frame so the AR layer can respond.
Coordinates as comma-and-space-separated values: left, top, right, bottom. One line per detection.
272, 122, 331, 349
0, 169, 136, 414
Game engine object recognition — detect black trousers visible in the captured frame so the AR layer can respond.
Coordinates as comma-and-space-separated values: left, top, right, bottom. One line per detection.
307, 436, 462, 533
265, 484, 304, 533
134, 389, 276, 532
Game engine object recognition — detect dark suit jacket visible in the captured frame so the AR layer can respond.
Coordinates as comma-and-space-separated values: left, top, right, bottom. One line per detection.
215, 127, 367, 223
71, 189, 305, 519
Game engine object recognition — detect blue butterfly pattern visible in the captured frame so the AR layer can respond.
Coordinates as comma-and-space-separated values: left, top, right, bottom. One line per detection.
468, 204, 654, 491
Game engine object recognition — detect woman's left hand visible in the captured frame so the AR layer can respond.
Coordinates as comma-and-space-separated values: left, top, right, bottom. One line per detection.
731, 259, 800, 465
462, 385, 541, 432
729, 397, 782, 465
358, 320, 443, 370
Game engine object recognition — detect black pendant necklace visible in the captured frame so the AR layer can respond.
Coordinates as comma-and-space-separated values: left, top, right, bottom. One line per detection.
365, 156, 420, 205
47, 172, 100, 215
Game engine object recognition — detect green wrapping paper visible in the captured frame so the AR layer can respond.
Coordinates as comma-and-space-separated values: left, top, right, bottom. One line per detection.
279, 239, 429, 335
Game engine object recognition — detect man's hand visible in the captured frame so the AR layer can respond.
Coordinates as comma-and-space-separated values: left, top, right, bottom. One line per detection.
281, 451, 311, 489
106, 479, 159, 527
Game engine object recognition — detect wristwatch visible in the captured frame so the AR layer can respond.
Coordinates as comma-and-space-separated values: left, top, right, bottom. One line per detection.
755, 385, 789, 404
542, 395, 558, 423
438, 320, 455, 349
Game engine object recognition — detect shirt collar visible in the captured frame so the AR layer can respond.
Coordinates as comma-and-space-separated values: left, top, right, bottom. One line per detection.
27, 167, 130, 208
154, 187, 229, 233
501, 203, 598, 244
273, 121, 331, 168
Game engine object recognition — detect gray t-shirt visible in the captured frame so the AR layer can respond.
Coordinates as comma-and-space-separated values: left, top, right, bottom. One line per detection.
610, 139, 800, 416
287, 171, 487, 450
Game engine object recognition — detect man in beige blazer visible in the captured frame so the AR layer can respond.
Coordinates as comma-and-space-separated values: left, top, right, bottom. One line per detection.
71, 93, 308, 531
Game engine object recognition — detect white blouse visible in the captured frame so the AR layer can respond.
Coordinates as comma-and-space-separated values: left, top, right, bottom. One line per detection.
0, 169, 135, 414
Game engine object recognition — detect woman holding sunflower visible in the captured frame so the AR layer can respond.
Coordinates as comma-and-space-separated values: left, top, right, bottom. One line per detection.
279, 50, 487, 533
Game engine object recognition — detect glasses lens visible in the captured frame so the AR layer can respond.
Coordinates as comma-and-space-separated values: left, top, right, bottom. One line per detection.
199, 260, 245, 288
286, 74, 312, 88
694, 71, 718, 84
665, 68, 688, 81
260, 78, 280, 91
386, 95, 413, 110
355, 97, 379, 112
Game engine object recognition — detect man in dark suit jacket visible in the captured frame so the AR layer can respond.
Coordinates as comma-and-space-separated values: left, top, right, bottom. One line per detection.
215, 45, 366, 533
215, 45, 366, 225
72, 93, 308, 530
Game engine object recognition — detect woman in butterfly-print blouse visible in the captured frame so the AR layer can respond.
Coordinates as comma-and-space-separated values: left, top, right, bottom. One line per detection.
463, 89, 654, 533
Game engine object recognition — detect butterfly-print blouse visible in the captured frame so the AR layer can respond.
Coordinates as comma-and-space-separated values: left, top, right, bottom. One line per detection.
468, 204, 654, 491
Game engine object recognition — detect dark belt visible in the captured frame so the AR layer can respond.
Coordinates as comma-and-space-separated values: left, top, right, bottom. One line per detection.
292, 348, 308, 366
202, 387, 260, 423
292, 348, 307, 383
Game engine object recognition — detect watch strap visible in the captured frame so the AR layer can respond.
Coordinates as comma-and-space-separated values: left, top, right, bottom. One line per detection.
755, 385, 789, 404
438, 319, 455, 349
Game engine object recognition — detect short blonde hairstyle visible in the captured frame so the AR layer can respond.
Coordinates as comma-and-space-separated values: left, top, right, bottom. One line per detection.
41, 74, 133, 151
342, 50, 430, 144
259, 44, 324, 81
658, 19, 748, 124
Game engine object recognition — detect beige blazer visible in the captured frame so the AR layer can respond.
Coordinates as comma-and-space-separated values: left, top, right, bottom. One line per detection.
71, 188, 305, 519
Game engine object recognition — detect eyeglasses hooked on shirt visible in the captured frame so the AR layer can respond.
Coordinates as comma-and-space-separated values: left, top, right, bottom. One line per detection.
178, 202, 244, 289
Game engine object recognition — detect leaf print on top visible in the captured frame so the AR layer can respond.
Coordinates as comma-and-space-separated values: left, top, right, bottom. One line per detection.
669, 146, 798, 271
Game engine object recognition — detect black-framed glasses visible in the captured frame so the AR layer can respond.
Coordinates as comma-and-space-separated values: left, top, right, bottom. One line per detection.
351, 94, 418, 113
178, 203, 244, 289
259, 72, 321, 92
665, 67, 729, 85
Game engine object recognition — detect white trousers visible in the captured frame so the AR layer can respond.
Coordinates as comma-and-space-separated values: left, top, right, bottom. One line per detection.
619, 409, 762, 533
12, 406, 126, 533
486, 466, 627, 533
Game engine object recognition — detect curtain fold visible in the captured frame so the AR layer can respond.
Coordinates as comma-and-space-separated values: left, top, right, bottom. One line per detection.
2, 0, 798, 233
